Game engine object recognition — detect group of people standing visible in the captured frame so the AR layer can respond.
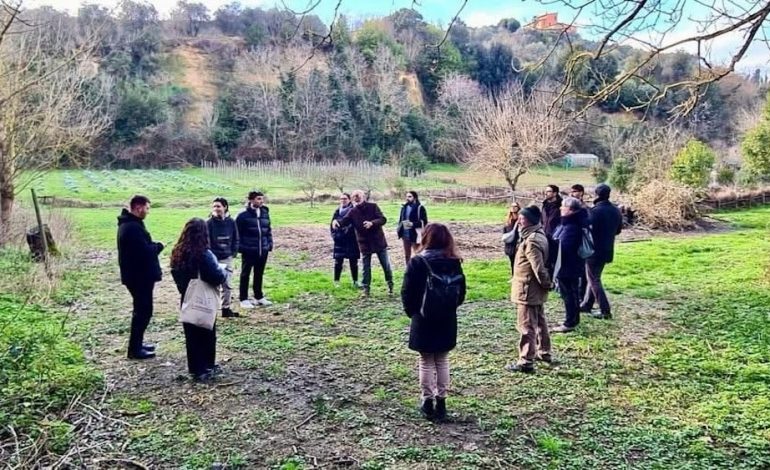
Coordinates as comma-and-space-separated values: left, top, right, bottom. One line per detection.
503, 183, 623, 373
116, 183, 623, 419
117, 192, 274, 381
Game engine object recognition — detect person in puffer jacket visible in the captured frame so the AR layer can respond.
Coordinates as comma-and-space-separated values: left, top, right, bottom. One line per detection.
207, 197, 239, 318
235, 191, 274, 309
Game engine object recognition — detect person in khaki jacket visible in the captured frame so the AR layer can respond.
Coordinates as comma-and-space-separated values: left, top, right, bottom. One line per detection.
506, 205, 553, 373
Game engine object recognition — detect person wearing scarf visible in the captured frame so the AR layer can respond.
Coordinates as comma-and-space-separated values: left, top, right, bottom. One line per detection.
330, 193, 361, 287
506, 205, 553, 373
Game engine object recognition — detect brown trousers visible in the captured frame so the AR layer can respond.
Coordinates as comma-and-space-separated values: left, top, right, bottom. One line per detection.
516, 304, 551, 365
402, 238, 417, 264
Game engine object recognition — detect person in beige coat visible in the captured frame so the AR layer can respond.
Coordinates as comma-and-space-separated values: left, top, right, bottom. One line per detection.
506, 205, 553, 373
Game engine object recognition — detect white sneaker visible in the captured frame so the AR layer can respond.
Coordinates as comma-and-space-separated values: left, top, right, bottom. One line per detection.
240, 299, 256, 309
334, 281, 341, 288
256, 297, 273, 306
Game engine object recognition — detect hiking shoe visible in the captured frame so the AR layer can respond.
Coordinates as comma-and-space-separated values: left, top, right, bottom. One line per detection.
420, 398, 435, 420
222, 308, 240, 318
434, 397, 447, 422
127, 349, 156, 360
256, 297, 273, 306
193, 371, 215, 383
361, 286, 370, 297
551, 325, 575, 333
240, 299, 256, 309
142, 343, 156, 352
505, 363, 535, 374
590, 312, 612, 320
388, 283, 394, 295
353, 281, 362, 289
333, 281, 341, 288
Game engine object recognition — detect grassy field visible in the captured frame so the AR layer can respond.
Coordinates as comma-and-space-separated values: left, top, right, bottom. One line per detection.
2, 200, 769, 467
31, 165, 591, 207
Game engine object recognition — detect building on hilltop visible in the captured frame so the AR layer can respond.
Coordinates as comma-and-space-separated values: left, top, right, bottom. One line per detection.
526, 12, 577, 34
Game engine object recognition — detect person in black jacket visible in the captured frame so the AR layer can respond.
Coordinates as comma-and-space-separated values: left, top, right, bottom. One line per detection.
542, 185, 562, 277
401, 223, 466, 422
235, 191, 273, 308
502, 201, 521, 277
330, 193, 360, 287
207, 197, 239, 318
397, 191, 429, 264
552, 197, 588, 333
581, 184, 623, 319
171, 218, 227, 383
117, 195, 164, 360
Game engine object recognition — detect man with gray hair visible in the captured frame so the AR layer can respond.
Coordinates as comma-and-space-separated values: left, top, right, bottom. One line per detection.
332, 190, 393, 296
580, 184, 623, 319
551, 196, 588, 333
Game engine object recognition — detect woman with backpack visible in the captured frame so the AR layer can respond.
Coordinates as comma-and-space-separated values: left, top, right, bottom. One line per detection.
330, 193, 360, 287
171, 218, 227, 383
502, 201, 521, 277
551, 197, 588, 333
401, 223, 466, 422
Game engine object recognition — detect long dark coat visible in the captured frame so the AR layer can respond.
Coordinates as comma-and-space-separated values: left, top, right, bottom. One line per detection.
117, 209, 163, 286
553, 210, 586, 280
337, 201, 388, 256
330, 205, 360, 259
589, 199, 623, 264
401, 252, 466, 353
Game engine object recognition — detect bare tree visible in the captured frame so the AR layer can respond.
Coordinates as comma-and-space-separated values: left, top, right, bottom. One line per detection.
0, 2, 110, 245
462, 84, 572, 191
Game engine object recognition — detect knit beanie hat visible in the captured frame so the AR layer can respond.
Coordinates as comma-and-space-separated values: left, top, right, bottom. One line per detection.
520, 205, 542, 225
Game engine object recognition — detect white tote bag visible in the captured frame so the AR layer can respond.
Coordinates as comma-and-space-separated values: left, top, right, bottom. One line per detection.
180, 276, 220, 330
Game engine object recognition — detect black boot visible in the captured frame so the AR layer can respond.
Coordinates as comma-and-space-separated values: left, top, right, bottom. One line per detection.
388, 283, 394, 296
127, 348, 155, 360
434, 397, 447, 422
222, 308, 240, 318
420, 398, 434, 420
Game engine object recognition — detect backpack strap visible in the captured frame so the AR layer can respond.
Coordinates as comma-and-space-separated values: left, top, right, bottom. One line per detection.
416, 254, 436, 277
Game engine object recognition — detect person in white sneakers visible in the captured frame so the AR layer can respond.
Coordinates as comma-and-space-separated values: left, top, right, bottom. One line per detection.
236, 191, 273, 308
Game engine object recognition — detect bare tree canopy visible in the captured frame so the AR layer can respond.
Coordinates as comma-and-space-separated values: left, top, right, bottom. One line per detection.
0, 1, 110, 244
461, 84, 573, 191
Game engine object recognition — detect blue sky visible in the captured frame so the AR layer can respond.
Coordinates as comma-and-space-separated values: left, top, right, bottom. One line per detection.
26, 0, 770, 71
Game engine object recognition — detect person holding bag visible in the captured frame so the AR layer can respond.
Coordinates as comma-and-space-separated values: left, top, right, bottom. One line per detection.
401, 223, 466, 422
171, 218, 226, 383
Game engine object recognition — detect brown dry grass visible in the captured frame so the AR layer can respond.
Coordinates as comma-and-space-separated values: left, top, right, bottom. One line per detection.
631, 179, 700, 230
399, 72, 423, 108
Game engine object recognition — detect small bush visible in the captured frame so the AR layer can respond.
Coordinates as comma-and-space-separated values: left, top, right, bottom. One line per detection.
715, 165, 736, 186
400, 140, 429, 177
631, 180, 699, 230
670, 139, 716, 188
590, 164, 608, 184
741, 123, 770, 179
609, 158, 634, 193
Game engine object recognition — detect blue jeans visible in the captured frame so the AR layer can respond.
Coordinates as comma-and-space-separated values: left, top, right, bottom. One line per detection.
362, 249, 393, 289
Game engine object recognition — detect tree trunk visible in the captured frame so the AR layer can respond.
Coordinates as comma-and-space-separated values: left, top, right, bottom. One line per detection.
0, 180, 14, 247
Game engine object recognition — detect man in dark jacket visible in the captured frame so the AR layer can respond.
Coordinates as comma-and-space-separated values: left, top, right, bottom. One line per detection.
551, 197, 588, 333
541, 185, 562, 277
207, 197, 239, 317
332, 189, 393, 296
581, 184, 623, 319
397, 190, 428, 264
236, 191, 273, 308
117, 195, 164, 360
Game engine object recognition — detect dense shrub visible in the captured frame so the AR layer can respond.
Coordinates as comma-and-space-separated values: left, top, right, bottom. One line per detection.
741, 123, 770, 179
400, 140, 429, 176
670, 139, 716, 188
608, 158, 633, 193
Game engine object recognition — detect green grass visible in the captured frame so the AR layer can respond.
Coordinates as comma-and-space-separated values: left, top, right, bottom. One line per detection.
34, 165, 591, 207
4, 203, 770, 467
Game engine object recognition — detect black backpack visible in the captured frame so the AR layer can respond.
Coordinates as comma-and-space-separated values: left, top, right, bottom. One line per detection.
417, 256, 465, 318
